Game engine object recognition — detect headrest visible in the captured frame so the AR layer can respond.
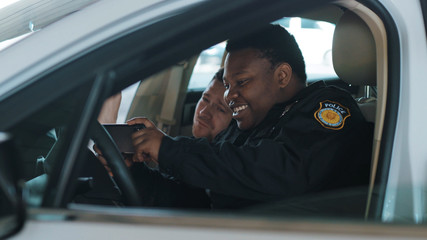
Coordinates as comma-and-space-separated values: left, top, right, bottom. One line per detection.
333, 11, 376, 86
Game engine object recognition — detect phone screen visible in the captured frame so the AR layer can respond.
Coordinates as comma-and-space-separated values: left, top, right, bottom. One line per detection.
102, 124, 145, 153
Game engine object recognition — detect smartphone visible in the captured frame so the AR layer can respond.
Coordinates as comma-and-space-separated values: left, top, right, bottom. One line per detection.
102, 124, 145, 154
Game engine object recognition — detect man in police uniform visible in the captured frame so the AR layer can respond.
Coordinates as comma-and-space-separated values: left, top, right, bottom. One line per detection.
129, 24, 373, 209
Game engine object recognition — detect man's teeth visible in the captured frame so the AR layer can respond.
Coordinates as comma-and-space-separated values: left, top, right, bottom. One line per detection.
233, 105, 248, 114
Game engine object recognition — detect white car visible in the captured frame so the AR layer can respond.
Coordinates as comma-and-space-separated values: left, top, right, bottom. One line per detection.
0, 0, 426, 239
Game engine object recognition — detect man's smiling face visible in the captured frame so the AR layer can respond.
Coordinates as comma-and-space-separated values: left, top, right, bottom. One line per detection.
192, 78, 232, 141
223, 48, 282, 130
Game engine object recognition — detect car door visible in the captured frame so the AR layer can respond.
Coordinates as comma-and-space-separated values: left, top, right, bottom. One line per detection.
1, 0, 427, 239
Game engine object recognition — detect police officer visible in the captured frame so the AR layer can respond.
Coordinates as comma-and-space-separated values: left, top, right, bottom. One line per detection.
129, 24, 373, 209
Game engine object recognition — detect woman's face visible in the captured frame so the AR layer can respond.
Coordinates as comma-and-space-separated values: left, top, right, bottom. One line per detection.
192, 79, 232, 141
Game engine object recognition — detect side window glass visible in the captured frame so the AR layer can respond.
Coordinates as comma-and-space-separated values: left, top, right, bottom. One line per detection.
187, 42, 226, 90
274, 17, 337, 81
117, 82, 139, 123
0, 133, 24, 238
187, 17, 336, 91
8, 84, 92, 207
280, 18, 291, 28
301, 18, 318, 29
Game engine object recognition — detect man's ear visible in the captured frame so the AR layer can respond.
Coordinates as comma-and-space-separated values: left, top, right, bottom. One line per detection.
274, 63, 292, 88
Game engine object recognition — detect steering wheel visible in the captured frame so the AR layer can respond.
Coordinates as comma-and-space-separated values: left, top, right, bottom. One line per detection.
90, 121, 142, 206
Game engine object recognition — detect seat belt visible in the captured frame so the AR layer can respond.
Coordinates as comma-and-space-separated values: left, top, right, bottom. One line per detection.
156, 62, 187, 134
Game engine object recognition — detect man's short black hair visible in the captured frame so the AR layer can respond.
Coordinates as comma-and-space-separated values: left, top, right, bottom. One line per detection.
213, 67, 224, 83
226, 24, 307, 83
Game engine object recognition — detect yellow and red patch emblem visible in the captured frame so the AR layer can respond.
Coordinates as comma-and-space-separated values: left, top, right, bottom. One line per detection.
314, 100, 351, 130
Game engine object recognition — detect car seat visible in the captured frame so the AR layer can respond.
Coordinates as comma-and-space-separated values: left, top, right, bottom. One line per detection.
332, 10, 377, 122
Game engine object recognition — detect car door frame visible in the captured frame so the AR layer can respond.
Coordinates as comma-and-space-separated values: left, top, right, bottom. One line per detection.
0, 0, 402, 223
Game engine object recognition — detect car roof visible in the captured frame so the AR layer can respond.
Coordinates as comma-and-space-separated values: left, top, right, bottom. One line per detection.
0, 0, 97, 43
0, 0, 200, 97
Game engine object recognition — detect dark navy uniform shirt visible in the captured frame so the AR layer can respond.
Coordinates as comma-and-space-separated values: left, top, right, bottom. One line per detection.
158, 81, 373, 209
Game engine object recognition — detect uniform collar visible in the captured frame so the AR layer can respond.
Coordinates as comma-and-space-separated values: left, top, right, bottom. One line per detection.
253, 81, 327, 129
283, 80, 326, 106
268, 81, 325, 112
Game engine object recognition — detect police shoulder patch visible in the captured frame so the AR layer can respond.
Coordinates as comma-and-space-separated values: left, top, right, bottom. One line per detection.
314, 100, 351, 130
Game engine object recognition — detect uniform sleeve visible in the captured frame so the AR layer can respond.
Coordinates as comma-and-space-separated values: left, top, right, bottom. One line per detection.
158, 135, 309, 201
158, 95, 372, 202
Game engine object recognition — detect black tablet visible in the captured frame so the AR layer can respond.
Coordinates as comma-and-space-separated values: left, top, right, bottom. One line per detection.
102, 124, 145, 154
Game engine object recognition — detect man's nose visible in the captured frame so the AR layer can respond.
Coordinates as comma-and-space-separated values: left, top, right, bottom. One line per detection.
199, 105, 212, 118
224, 87, 238, 105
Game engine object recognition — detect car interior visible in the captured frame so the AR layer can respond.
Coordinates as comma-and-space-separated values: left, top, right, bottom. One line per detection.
4, 0, 392, 221
122, 2, 384, 217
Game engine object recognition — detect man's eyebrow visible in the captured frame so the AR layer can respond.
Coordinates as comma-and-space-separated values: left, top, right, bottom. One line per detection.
223, 71, 249, 81
233, 71, 249, 77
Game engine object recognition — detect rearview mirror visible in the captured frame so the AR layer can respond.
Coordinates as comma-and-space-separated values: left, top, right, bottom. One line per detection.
0, 132, 26, 238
